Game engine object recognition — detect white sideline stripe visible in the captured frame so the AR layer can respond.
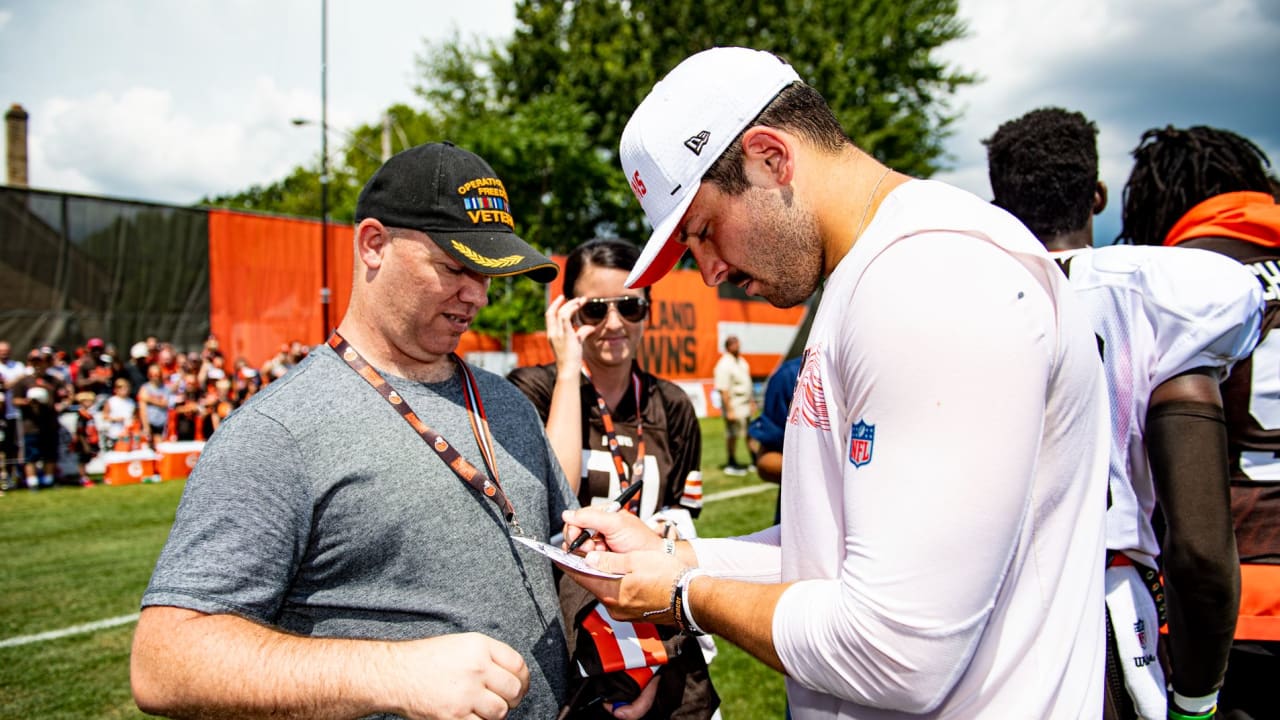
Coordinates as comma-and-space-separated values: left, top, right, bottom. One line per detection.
0, 612, 139, 649
0, 484, 777, 649
704, 483, 776, 503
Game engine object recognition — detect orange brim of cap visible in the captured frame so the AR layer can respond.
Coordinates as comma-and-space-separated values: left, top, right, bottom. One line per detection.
625, 184, 698, 289
625, 235, 687, 288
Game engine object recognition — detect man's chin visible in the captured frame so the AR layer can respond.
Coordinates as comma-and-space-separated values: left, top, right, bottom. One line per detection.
760, 285, 812, 309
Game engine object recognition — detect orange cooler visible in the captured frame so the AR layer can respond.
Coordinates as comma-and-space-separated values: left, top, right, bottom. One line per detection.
102, 449, 160, 485
156, 441, 205, 481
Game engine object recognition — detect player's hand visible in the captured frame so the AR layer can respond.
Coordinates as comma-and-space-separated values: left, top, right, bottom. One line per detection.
389, 632, 530, 720
545, 296, 591, 375
565, 550, 686, 624
562, 507, 663, 555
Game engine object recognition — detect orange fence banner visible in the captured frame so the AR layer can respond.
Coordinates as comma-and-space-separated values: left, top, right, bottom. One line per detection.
644, 271, 720, 379
207, 223, 804, 382
209, 210, 351, 367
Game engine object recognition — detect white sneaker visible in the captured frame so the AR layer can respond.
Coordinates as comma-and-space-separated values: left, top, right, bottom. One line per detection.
723, 465, 748, 477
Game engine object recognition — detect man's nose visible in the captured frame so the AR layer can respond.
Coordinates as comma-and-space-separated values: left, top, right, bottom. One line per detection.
689, 244, 729, 287
460, 272, 491, 306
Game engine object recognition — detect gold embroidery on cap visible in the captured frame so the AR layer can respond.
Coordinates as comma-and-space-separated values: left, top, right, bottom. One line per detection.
451, 239, 524, 269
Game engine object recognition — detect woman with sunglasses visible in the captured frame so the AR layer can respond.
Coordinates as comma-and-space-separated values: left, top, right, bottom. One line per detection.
508, 238, 718, 719
509, 238, 704, 525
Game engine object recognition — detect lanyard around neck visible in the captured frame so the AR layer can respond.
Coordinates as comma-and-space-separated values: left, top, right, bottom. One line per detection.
328, 333, 520, 534
582, 366, 644, 513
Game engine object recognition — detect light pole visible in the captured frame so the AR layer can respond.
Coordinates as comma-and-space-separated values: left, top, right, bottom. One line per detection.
292, 117, 392, 164
318, 0, 331, 337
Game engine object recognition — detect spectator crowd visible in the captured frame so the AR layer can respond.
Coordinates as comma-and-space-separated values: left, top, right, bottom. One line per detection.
0, 335, 310, 492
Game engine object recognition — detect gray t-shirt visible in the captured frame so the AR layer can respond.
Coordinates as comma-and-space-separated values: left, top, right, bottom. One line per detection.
143, 343, 576, 719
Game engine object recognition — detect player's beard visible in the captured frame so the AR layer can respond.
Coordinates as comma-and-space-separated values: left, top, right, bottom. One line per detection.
736, 188, 824, 308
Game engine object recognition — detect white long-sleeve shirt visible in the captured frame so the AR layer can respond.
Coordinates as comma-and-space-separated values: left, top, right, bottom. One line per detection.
1053, 244, 1261, 565
693, 180, 1109, 719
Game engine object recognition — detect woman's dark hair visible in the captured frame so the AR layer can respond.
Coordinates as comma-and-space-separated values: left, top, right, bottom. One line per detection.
562, 238, 649, 299
1119, 125, 1272, 246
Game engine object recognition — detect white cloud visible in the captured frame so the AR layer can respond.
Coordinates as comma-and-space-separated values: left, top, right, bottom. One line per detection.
30, 78, 326, 204
936, 0, 1280, 243
4, 0, 517, 205
6, 0, 1275, 222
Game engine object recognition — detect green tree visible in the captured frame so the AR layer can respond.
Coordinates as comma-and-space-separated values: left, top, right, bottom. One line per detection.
483, 0, 975, 241
202, 165, 365, 226
203, 1, 974, 340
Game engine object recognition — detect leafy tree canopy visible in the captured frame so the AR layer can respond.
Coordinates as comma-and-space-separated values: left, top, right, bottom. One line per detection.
203, 0, 974, 338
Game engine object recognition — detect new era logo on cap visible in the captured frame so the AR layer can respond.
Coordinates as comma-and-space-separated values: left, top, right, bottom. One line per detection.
619, 48, 800, 288
685, 131, 711, 156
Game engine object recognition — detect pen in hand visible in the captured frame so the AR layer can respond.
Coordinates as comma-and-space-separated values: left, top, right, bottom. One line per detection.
566, 479, 644, 554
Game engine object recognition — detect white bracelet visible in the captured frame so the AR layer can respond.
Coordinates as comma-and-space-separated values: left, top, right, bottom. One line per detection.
679, 568, 710, 635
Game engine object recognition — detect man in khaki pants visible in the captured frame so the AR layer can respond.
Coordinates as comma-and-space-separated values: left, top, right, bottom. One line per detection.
713, 335, 754, 475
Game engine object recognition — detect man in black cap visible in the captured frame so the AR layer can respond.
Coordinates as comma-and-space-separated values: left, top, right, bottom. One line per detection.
132, 143, 574, 720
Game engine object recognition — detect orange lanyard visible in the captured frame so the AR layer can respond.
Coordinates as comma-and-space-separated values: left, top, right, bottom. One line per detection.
329, 333, 521, 534
583, 367, 644, 513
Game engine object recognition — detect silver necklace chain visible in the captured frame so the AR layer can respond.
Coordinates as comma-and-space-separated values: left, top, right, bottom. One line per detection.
855, 167, 892, 240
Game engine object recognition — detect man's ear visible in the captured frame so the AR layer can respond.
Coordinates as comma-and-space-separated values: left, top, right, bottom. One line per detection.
355, 219, 390, 270
740, 126, 795, 187
1093, 180, 1108, 216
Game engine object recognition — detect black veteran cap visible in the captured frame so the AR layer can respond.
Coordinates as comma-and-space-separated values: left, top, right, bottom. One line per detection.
355, 142, 559, 283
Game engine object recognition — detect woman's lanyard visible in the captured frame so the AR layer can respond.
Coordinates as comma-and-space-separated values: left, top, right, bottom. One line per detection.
328, 332, 522, 535
582, 366, 644, 513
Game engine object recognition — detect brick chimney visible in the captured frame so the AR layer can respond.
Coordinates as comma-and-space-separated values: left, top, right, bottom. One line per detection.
6, 103, 29, 187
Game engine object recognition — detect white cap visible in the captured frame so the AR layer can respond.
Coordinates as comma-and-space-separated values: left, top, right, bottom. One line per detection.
619, 47, 800, 288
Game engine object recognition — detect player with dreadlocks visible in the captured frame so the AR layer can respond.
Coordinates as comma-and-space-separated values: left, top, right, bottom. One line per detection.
989, 109, 1262, 720
1120, 125, 1280, 720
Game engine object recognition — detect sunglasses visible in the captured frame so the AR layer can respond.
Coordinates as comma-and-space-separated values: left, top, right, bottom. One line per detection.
575, 295, 650, 325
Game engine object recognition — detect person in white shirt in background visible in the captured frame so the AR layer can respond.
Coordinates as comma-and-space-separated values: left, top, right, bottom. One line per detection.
713, 335, 755, 476
0, 340, 26, 489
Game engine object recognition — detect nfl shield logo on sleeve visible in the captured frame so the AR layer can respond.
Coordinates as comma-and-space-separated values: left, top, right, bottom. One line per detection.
849, 420, 875, 467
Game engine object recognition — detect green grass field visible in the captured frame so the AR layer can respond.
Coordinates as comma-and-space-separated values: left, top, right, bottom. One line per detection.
0, 417, 784, 718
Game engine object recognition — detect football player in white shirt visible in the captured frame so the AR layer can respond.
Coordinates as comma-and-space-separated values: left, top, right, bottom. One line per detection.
563, 49, 1110, 719
987, 108, 1262, 720
1119, 124, 1280, 720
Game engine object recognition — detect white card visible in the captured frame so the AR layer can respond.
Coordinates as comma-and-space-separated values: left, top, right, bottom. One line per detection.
512, 535, 623, 578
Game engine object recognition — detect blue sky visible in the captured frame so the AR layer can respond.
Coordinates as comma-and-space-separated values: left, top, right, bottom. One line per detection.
2, 0, 1277, 245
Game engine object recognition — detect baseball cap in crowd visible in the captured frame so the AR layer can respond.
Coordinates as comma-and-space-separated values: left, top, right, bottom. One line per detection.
619, 47, 800, 288
355, 142, 558, 283
86, 337, 105, 350
130, 341, 149, 360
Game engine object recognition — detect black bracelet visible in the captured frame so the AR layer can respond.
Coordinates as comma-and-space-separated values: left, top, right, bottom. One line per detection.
674, 568, 708, 636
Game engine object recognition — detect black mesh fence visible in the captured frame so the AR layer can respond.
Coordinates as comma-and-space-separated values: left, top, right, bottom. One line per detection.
0, 187, 210, 354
